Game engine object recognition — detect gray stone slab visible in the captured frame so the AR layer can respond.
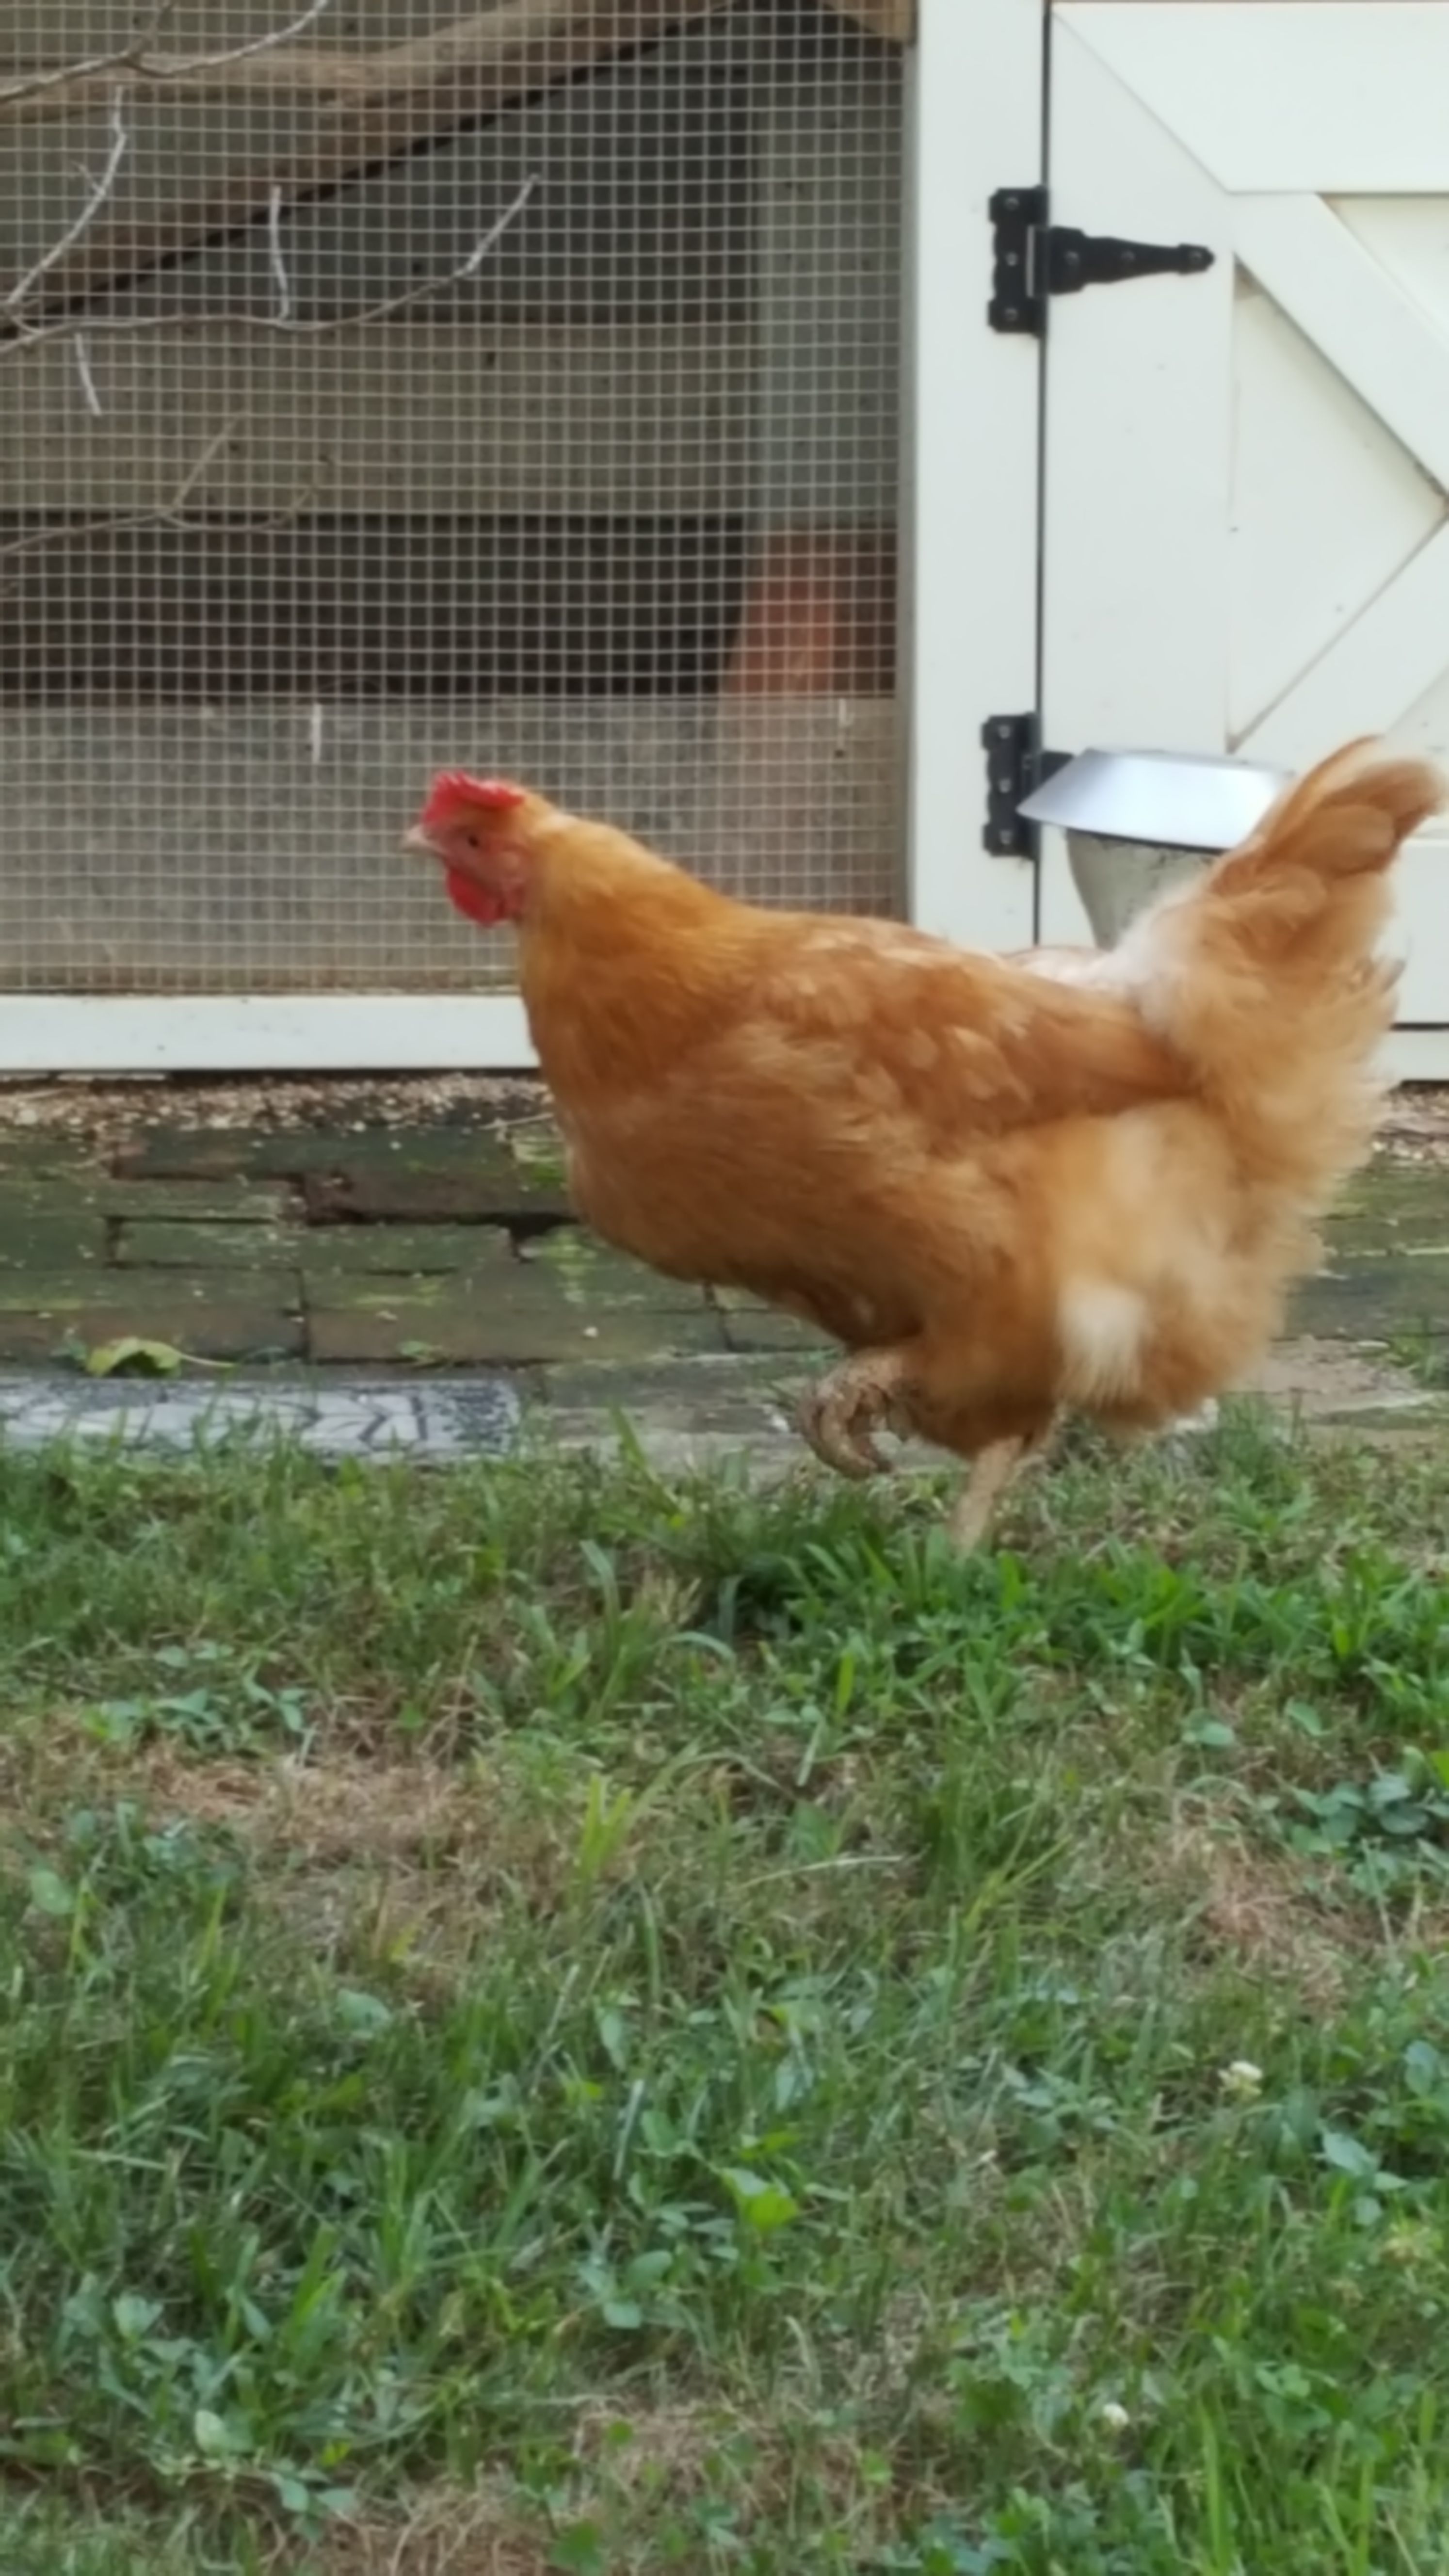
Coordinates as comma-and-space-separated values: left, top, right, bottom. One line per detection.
0, 1371, 523, 1461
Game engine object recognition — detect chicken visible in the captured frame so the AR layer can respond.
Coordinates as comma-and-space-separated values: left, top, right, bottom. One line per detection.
402, 742, 1442, 1547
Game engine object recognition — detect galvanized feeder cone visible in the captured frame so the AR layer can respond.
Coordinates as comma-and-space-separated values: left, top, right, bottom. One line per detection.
1018, 749, 1290, 949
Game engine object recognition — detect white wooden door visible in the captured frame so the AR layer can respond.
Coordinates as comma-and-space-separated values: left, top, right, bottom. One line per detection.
1040, 2, 1449, 1059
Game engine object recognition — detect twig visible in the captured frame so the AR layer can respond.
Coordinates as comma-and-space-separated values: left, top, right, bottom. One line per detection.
266, 186, 291, 327
71, 333, 102, 417
3, 88, 129, 314
457, 185, 536, 280
0, 0, 335, 111
0, 172, 541, 358
167, 416, 248, 514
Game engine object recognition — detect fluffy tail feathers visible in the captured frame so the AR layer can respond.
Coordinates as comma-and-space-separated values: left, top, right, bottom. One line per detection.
1117, 740, 1444, 1193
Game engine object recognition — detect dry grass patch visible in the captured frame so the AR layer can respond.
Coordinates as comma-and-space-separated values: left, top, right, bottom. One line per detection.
307, 2487, 548, 2576
1159, 1800, 1363, 2009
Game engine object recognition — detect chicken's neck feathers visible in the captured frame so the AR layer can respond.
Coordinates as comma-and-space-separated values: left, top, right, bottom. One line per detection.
516, 828, 757, 1093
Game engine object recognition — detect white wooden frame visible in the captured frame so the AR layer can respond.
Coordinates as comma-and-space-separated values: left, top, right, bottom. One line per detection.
4, 0, 1035, 1075
7, 982, 1431, 1079
0, 995, 532, 1076
903, 0, 1044, 950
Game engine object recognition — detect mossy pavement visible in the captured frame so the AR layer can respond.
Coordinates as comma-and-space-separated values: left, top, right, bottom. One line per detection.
0, 1115, 1443, 1430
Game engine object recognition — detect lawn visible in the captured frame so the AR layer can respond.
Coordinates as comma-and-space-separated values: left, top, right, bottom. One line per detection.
0, 1414, 1447, 2573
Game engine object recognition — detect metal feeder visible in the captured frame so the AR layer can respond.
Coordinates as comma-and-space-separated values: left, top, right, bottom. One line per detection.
1018, 748, 1290, 949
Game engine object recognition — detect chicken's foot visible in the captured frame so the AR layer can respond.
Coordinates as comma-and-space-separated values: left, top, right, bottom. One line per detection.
798, 1351, 912, 1480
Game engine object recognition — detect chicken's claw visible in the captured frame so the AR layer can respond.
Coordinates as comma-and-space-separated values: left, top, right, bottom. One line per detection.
798, 1357, 909, 1481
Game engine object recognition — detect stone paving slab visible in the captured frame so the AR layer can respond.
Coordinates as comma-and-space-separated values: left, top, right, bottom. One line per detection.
284, 1224, 519, 1278
1294, 1250, 1449, 1346
0, 1219, 109, 1271
302, 1135, 571, 1226
1328, 1210, 1449, 1258
113, 1121, 551, 1175
115, 1130, 373, 1181
0, 1176, 290, 1223
526, 1229, 707, 1313
713, 1288, 832, 1354
0, 1370, 521, 1458
540, 1352, 807, 1472
306, 1278, 728, 1368
0, 1271, 304, 1363
115, 1221, 293, 1270
98, 1181, 296, 1224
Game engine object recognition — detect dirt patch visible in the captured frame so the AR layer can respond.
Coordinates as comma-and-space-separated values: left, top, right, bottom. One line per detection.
0, 1073, 549, 1156
1248, 1336, 1436, 1418
1376, 1088, 1449, 1168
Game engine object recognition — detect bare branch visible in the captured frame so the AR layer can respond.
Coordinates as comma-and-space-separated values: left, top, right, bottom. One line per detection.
0, 410, 317, 587
0, 1, 179, 111
0, 1, 723, 319
0, 0, 335, 112
1, 172, 541, 363
3, 88, 130, 315
0, 0, 719, 122
149, 0, 338, 79
0, 0, 912, 125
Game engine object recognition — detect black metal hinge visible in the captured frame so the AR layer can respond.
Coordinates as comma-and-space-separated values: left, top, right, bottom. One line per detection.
988, 185, 1214, 337
982, 715, 1068, 860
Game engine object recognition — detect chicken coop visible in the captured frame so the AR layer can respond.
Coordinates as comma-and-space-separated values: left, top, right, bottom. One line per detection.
3, 0, 1449, 1074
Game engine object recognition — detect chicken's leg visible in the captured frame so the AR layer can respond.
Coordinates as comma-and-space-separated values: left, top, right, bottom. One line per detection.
801, 1350, 1055, 1552
918, 1404, 1059, 1552
947, 1437, 1029, 1551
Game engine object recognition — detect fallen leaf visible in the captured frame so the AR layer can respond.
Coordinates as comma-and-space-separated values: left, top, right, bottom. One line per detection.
83, 1336, 186, 1378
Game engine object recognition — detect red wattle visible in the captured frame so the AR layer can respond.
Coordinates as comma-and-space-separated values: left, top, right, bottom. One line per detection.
444, 870, 505, 929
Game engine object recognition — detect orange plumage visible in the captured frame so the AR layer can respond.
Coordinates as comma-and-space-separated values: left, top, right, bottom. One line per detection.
404, 741, 1442, 1545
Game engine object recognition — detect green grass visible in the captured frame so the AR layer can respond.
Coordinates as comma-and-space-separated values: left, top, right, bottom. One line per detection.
0, 1412, 1448, 2573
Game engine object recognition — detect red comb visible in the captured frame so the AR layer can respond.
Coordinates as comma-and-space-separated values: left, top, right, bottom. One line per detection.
419, 770, 527, 827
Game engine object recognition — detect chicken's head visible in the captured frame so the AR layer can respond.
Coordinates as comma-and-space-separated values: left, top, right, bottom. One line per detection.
402, 771, 539, 928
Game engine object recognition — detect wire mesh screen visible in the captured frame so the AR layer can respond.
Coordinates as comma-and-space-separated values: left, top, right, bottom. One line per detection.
0, 0, 905, 996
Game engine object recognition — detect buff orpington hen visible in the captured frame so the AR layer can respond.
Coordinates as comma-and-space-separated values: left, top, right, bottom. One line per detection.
404, 741, 1441, 1547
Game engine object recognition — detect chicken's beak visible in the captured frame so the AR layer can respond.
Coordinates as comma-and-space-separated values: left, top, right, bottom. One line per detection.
400, 822, 435, 858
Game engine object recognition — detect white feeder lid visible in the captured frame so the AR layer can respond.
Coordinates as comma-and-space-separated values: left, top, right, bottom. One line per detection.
1018, 748, 1289, 853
